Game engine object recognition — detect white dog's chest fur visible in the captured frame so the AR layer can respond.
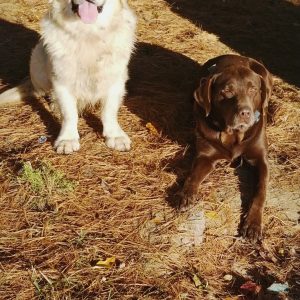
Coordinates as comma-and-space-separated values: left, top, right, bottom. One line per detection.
38, 0, 136, 109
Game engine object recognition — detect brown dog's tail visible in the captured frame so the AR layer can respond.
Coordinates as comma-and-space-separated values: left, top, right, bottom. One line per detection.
0, 78, 35, 106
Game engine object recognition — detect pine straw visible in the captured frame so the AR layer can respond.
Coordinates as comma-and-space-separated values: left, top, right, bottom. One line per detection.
0, 0, 299, 299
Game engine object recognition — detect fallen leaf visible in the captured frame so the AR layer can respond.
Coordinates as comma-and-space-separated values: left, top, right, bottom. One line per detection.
223, 274, 233, 281
278, 248, 285, 256
146, 122, 159, 136
205, 211, 218, 219
192, 274, 202, 288
96, 256, 116, 268
240, 281, 261, 295
151, 211, 165, 224
179, 293, 189, 299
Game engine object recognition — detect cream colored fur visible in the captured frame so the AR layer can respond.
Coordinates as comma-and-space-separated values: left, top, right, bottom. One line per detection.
0, 0, 136, 154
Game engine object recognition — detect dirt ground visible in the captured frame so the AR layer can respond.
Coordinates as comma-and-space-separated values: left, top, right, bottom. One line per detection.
0, 0, 299, 299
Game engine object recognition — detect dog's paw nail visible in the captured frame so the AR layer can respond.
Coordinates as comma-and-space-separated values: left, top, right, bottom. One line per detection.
241, 221, 262, 243
175, 190, 198, 212
178, 204, 189, 212
241, 228, 247, 238
105, 136, 131, 151
54, 139, 80, 154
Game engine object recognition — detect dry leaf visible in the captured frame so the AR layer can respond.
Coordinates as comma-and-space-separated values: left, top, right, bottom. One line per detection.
146, 122, 159, 136
96, 256, 116, 268
240, 280, 261, 295
205, 211, 218, 219
192, 274, 202, 288
223, 274, 233, 281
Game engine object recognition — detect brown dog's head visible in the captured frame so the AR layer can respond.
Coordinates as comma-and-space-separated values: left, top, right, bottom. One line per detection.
194, 59, 271, 134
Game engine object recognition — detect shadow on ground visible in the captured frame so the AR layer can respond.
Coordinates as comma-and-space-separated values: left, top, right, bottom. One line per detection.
0, 20, 60, 142
0, 19, 39, 87
127, 42, 201, 144
164, 0, 300, 87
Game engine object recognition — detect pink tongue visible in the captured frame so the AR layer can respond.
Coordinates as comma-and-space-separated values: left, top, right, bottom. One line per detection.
78, 1, 98, 24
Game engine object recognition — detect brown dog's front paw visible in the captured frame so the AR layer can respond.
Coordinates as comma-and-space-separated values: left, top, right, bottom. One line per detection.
175, 189, 198, 211
240, 216, 263, 243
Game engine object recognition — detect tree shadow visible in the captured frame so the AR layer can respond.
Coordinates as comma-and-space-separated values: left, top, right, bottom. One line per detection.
0, 19, 39, 87
164, 0, 300, 87
127, 42, 201, 144
0, 19, 60, 142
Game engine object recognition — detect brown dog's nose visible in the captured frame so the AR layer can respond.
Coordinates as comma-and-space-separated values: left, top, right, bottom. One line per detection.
239, 107, 251, 122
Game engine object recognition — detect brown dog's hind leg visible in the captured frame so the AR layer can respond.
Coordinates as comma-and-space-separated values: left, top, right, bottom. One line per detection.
177, 156, 215, 210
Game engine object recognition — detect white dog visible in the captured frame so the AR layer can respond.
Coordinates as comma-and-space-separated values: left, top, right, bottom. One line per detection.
0, 0, 136, 154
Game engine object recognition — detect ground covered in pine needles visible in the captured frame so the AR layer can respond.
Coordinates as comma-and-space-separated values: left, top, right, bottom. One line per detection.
0, 0, 299, 299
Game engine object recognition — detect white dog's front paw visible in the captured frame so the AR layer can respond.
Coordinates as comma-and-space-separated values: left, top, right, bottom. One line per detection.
105, 133, 131, 151
54, 139, 80, 154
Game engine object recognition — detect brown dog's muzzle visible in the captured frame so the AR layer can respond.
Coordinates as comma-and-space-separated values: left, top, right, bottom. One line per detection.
232, 107, 255, 132
238, 107, 252, 123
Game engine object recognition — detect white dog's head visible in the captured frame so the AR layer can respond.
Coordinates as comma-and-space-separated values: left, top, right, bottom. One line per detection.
49, 0, 114, 24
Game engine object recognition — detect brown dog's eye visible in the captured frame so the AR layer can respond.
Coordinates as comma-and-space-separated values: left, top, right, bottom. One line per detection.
221, 85, 234, 99
248, 86, 258, 96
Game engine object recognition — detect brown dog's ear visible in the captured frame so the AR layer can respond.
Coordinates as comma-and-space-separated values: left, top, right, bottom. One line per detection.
249, 58, 273, 112
194, 76, 215, 117
260, 75, 268, 112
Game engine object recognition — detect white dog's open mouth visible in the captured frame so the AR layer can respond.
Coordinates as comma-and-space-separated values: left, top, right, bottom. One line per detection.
71, 0, 103, 24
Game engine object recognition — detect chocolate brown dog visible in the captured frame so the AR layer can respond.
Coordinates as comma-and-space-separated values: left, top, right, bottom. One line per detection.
177, 54, 273, 242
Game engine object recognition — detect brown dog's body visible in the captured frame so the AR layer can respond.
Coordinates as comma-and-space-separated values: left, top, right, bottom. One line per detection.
178, 54, 273, 242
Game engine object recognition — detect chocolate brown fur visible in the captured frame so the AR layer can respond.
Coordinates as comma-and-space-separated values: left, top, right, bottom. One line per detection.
177, 54, 273, 242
